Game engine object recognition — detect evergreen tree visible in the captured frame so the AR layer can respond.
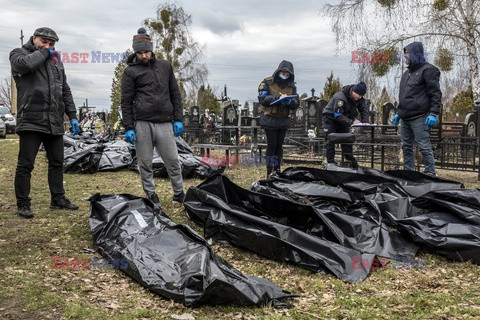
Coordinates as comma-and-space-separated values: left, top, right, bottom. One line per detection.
197, 84, 221, 115
320, 71, 342, 101
450, 87, 474, 118
109, 50, 130, 126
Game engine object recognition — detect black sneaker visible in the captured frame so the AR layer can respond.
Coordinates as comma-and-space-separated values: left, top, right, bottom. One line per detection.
50, 197, 79, 210
148, 192, 161, 205
172, 191, 185, 204
17, 206, 35, 218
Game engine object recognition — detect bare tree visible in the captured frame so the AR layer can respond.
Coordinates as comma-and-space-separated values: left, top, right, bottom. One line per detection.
144, 2, 208, 107
323, 0, 480, 102
0, 77, 12, 110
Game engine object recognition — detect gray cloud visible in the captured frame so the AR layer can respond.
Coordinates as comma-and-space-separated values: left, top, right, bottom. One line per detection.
0, 0, 359, 111
194, 8, 243, 35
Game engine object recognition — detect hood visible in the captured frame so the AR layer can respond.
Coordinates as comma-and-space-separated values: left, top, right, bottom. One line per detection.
404, 42, 426, 69
341, 85, 354, 101
272, 60, 295, 84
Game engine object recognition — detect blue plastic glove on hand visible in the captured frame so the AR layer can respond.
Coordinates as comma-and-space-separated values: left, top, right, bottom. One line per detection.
393, 113, 400, 127
283, 98, 292, 105
173, 121, 183, 137
69, 119, 80, 135
48, 49, 61, 63
425, 115, 437, 129
334, 112, 341, 117
125, 129, 136, 145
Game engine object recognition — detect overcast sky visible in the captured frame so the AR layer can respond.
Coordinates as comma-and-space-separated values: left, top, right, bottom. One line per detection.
0, 0, 360, 112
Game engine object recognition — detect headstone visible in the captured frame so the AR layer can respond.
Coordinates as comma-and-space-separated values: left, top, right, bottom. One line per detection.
222, 100, 239, 126
382, 102, 398, 135
191, 106, 200, 123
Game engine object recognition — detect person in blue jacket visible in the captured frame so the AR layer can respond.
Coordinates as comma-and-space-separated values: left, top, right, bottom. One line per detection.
393, 42, 442, 176
258, 60, 300, 179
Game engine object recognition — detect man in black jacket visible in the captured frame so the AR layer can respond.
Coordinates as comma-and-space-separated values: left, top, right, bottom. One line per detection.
322, 82, 369, 169
10, 27, 80, 218
121, 28, 185, 206
393, 42, 442, 176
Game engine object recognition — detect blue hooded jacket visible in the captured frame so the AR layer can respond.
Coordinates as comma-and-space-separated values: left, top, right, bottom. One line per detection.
398, 42, 442, 120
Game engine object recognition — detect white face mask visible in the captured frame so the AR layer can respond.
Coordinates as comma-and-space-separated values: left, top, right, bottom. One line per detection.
279, 73, 290, 80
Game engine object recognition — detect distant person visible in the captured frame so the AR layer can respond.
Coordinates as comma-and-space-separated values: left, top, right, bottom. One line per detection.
322, 82, 369, 169
10, 27, 80, 218
258, 60, 299, 179
393, 41, 442, 176
121, 28, 185, 206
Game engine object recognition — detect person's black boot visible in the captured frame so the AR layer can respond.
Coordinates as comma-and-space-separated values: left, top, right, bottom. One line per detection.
172, 191, 185, 204
50, 197, 79, 210
266, 167, 274, 180
351, 159, 359, 170
148, 192, 161, 206
17, 206, 35, 218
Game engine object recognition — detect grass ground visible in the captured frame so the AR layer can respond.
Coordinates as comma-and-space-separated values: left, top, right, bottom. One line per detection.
0, 134, 479, 320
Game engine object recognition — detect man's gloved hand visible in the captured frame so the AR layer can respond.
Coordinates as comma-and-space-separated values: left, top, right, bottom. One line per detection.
173, 121, 184, 137
283, 98, 292, 105
69, 119, 80, 136
125, 129, 136, 146
48, 49, 61, 63
425, 114, 437, 129
393, 113, 400, 127
334, 112, 341, 117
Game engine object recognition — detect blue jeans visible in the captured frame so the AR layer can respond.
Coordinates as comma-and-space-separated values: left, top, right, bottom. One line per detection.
400, 114, 436, 175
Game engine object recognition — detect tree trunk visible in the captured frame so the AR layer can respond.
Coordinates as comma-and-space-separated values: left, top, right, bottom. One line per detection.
466, 0, 480, 102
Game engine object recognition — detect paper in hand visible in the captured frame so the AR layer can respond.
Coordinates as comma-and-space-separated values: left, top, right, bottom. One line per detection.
270, 95, 297, 105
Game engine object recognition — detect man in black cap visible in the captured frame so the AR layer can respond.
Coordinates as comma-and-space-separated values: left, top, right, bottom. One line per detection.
322, 81, 370, 169
10, 27, 80, 218
121, 28, 185, 206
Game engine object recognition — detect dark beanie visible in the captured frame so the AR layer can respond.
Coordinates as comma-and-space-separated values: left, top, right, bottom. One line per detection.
34, 27, 59, 42
352, 81, 367, 96
132, 28, 153, 53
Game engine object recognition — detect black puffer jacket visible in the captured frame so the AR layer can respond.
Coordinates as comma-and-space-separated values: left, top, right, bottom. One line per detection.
323, 85, 369, 127
121, 54, 183, 131
10, 37, 77, 135
398, 42, 442, 120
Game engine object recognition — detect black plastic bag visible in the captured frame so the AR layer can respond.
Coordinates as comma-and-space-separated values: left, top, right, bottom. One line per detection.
88, 193, 296, 307
184, 174, 378, 282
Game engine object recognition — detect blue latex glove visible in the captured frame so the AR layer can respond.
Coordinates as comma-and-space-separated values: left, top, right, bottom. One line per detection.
69, 119, 80, 135
173, 121, 183, 137
425, 115, 437, 129
283, 98, 292, 105
48, 49, 61, 63
125, 129, 136, 146
334, 112, 341, 117
393, 113, 400, 126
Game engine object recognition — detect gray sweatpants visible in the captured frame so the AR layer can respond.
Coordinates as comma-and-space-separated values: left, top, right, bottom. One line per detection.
134, 121, 184, 196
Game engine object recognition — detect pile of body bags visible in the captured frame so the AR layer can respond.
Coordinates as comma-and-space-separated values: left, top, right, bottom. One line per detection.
63, 134, 224, 178
88, 165, 480, 308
